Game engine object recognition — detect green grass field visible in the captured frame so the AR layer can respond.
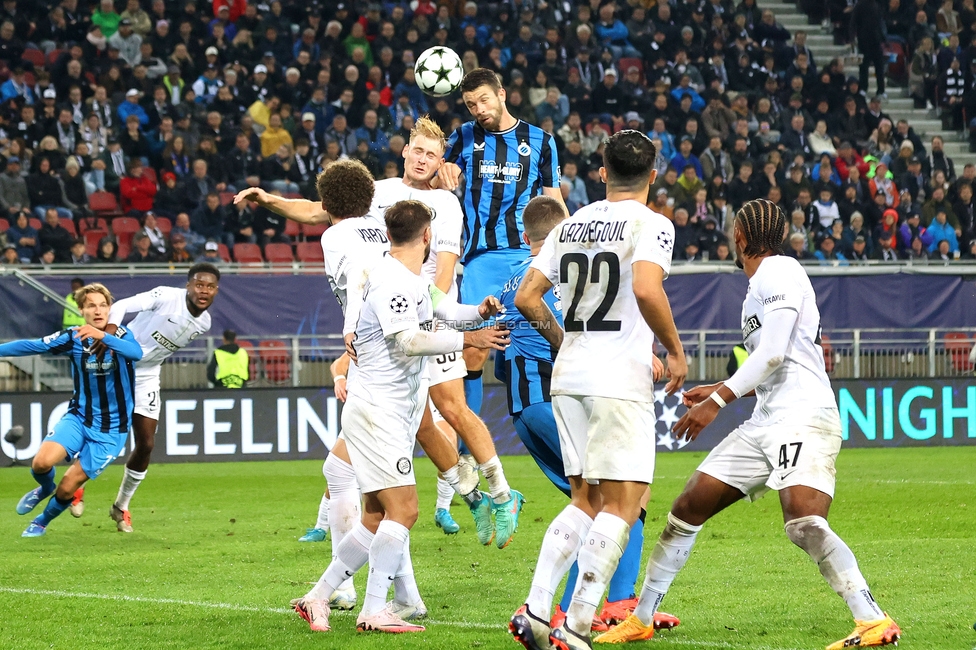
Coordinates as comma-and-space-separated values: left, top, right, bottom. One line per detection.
1, 448, 974, 650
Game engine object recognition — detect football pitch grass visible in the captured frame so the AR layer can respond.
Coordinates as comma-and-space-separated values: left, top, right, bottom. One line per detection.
1, 447, 973, 650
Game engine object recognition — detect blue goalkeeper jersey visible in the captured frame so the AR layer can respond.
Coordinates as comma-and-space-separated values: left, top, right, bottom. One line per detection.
0, 327, 142, 435
496, 256, 562, 415
446, 120, 561, 262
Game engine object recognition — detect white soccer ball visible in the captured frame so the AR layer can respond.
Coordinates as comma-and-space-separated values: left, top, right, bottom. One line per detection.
414, 46, 464, 97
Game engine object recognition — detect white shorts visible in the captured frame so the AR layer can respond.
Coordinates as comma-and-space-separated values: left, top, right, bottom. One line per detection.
428, 350, 467, 388
552, 394, 657, 484
341, 393, 425, 494
133, 375, 161, 420
696, 408, 843, 502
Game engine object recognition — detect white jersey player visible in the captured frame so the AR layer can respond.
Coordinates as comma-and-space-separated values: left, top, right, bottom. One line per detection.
291, 200, 508, 634
70, 265, 219, 533
510, 131, 687, 650
596, 199, 902, 650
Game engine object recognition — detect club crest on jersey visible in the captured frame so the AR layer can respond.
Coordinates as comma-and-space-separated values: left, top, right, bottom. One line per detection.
517, 142, 531, 157
151, 331, 180, 351
389, 295, 410, 314
396, 457, 412, 475
742, 314, 762, 340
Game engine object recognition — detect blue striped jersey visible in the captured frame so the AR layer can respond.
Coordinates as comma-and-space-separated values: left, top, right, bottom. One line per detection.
446, 120, 561, 262
0, 327, 142, 434
496, 257, 562, 415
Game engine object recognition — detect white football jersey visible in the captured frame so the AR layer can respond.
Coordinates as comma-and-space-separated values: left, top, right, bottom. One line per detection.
531, 200, 675, 402
369, 177, 463, 299
739, 255, 836, 423
108, 286, 212, 379
347, 254, 434, 414
320, 213, 390, 311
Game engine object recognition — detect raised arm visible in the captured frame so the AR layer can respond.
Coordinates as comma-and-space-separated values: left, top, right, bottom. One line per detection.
233, 187, 330, 225
108, 288, 169, 326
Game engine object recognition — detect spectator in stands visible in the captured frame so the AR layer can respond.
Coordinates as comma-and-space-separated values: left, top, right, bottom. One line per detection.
126, 232, 160, 263
185, 159, 218, 210
95, 137, 126, 194
852, 0, 886, 96
844, 212, 874, 255
259, 113, 293, 158
809, 120, 837, 157
786, 232, 814, 260
953, 183, 975, 242
0, 157, 29, 215
192, 192, 228, 243
167, 233, 192, 263
171, 212, 204, 255
814, 235, 847, 263
673, 163, 705, 207
922, 186, 957, 225
118, 88, 149, 128
900, 156, 928, 203
196, 239, 224, 264
869, 163, 900, 209
28, 158, 71, 221
779, 113, 813, 161
138, 212, 168, 256
905, 235, 929, 261
262, 144, 302, 194
899, 211, 932, 250
2, 243, 19, 265
562, 161, 588, 210
154, 171, 185, 218
812, 186, 842, 235
927, 210, 960, 253
875, 208, 902, 248
963, 238, 976, 260
119, 160, 157, 215
68, 238, 91, 264
38, 208, 73, 262
726, 161, 758, 212
700, 136, 733, 182
929, 135, 956, 181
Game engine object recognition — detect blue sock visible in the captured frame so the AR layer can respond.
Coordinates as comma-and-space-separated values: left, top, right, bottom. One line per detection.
559, 561, 580, 612
34, 494, 72, 527
607, 509, 645, 602
31, 468, 56, 498
463, 375, 483, 415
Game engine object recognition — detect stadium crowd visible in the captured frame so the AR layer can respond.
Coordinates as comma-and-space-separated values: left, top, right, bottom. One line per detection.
0, 0, 975, 266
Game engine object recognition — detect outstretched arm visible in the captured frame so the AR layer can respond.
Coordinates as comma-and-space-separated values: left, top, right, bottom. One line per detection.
0, 330, 73, 357
233, 187, 330, 225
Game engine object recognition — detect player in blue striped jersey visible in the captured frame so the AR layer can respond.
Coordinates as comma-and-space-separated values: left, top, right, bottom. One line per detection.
1, 283, 142, 537
438, 68, 567, 417
499, 197, 678, 640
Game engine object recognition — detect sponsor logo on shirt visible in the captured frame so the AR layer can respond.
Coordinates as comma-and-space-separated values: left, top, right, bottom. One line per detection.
479, 160, 523, 183
151, 331, 180, 351
742, 314, 762, 340
85, 354, 117, 375
764, 294, 786, 305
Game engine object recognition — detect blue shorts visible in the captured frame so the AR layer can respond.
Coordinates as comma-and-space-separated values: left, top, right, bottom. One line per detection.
47, 413, 126, 480
513, 402, 571, 497
460, 249, 530, 305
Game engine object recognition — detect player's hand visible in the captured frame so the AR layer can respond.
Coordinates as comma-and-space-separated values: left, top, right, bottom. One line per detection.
463, 325, 509, 351
334, 376, 347, 402
681, 383, 722, 407
478, 295, 503, 319
73, 325, 105, 341
233, 187, 269, 206
344, 333, 358, 364
664, 351, 687, 395
672, 398, 720, 442
651, 354, 665, 382
436, 162, 462, 191
89, 323, 118, 357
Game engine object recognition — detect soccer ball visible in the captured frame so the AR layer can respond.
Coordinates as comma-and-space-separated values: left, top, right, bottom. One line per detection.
414, 47, 464, 97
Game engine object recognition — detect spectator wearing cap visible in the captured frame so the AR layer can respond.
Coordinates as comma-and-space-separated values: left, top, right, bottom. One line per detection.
120, 113, 152, 163
1, 66, 34, 104
196, 239, 224, 264
814, 234, 848, 264
847, 235, 870, 261
2, 242, 19, 265
117, 89, 149, 127
813, 185, 842, 233
192, 62, 224, 104
167, 232, 192, 263
899, 211, 931, 251
927, 210, 960, 253
843, 212, 874, 254
109, 18, 142, 66
119, 0, 151, 36
154, 171, 185, 218
120, 159, 157, 214
0, 157, 28, 215
7, 212, 38, 263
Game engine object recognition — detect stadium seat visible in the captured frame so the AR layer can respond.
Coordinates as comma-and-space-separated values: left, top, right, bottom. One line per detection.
59, 218, 77, 236
233, 242, 263, 264
264, 243, 293, 263
944, 332, 972, 372
258, 339, 291, 384
83, 229, 107, 255
89, 192, 123, 217
237, 340, 258, 383
284, 219, 300, 238
111, 217, 141, 247
156, 216, 172, 236
117, 241, 131, 260
46, 49, 63, 66
0, 218, 8, 232
296, 242, 324, 264
302, 222, 328, 238
21, 48, 46, 69
77, 216, 108, 234
219, 191, 234, 206
217, 243, 231, 262
28, 217, 41, 231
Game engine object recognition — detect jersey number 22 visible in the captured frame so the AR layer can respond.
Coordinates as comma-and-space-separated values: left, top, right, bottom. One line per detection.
560, 252, 621, 332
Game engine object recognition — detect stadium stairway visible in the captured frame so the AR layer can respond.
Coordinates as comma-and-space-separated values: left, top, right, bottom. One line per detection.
768, 0, 976, 168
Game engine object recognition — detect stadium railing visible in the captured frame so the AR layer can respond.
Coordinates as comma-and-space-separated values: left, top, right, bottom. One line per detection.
1, 328, 973, 393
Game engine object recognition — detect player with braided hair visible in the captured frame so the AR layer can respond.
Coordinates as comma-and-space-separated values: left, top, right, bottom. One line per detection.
595, 199, 902, 649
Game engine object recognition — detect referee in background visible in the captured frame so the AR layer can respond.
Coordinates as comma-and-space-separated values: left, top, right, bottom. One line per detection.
208, 330, 249, 389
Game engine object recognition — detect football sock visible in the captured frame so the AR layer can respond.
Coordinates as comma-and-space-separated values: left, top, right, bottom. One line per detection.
634, 512, 702, 625
608, 508, 645, 602
441, 464, 482, 505
324, 453, 361, 593
785, 515, 885, 621
479, 456, 512, 504
363, 520, 410, 617
435, 476, 454, 511
558, 562, 580, 612
463, 373, 483, 415
393, 535, 424, 607
306, 522, 373, 601
527, 505, 593, 618
34, 494, 72, 526
31, 468, 56, 497
567, 513, 629, 636
315, 493, 330, 531
115, 467, 147, 510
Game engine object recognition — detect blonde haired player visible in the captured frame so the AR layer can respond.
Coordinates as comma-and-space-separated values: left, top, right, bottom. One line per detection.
596, 199, 901, 650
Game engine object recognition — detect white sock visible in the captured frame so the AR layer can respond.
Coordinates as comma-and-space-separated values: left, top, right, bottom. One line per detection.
315, 493, 330, 531
479, 456, 512, 504
363, 520, 410, 617
115, 467, 147, 511
526, 505, 593, 617
324, 453, 361, 592
785, 515, 885, 621
435, 476, 454, 511
634, 512, 702, 625
306, 522, 373, 600
440, 463, 481, 504
567, 513, 629, 635
393, 535, 424, 606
